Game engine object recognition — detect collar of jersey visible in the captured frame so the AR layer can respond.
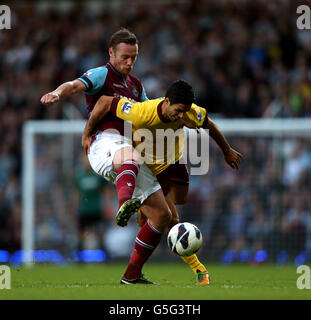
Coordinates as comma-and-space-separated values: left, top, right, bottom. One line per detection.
107, 63, 128, 83
157, 100, 171, 123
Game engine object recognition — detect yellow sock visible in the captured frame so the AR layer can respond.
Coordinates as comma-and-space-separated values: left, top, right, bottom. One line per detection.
181, 254, 207, 275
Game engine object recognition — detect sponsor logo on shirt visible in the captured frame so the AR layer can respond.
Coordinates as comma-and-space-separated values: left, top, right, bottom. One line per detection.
114, 93, 138, 104
121, 102, 133, 115
113, 83, 124, 88
132, 86, 139, 97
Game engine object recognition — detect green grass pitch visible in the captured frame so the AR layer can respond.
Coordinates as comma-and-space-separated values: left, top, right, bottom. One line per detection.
0, 262, 310, 300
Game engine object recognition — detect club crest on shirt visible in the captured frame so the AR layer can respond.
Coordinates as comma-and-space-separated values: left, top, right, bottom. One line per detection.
132, 86, 139, 97
121, 102, 133, 115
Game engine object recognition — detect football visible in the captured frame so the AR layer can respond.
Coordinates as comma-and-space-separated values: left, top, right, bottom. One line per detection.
167, 222, 203, 256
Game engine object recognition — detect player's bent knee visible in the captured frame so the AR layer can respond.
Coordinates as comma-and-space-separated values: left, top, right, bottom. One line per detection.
157, 207, 171, 223
152, 208, 172, 231
162, 209, 172, 226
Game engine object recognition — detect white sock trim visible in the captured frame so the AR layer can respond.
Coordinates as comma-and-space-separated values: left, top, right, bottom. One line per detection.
147, 220, 162, 234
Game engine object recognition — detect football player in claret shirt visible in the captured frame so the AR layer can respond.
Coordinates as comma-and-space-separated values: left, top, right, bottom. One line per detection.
82, 80, 243, 285
41, 28, 149, 222
41, 29, 179, 285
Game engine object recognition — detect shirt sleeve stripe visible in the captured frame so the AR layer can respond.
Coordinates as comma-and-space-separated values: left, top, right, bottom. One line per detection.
77, 77, 89, 89
78, 76, 93, 91
111, 97, 121, 115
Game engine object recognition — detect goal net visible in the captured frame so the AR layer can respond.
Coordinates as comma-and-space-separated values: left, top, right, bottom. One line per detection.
22, 119, 311, 266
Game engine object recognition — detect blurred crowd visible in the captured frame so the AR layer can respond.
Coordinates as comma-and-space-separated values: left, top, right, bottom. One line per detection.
182, 137, 311, 261
1, 0, 311, 261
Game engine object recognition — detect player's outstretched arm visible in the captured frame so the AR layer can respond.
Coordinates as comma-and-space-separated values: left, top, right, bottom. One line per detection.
206, 118, 243, 170
40, 80, 87, 106
81, 95, 114, 154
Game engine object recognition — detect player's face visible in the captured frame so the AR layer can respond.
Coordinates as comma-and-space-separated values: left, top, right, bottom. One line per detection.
164, 100, 190, 121
109, 43, 138, 76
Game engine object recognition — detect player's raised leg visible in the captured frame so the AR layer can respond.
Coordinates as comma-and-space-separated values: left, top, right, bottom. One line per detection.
87, 133, 142, 227
113, 146, 142, 227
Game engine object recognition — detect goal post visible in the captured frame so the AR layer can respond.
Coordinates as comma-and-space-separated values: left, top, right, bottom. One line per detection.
215, 118, 311, 136
21, 118, 311, 266
22, 120, 86, 266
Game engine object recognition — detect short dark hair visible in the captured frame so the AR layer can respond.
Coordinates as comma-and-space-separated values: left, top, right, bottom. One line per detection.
165, 80, 195, 107
109, 28, 138, 50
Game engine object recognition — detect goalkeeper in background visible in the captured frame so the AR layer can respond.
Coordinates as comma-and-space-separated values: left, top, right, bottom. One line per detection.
74, 153, 111, 261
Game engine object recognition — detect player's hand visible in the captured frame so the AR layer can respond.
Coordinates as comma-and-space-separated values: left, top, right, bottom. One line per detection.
81, 134, 92, 154
40, 92, 60, 106
224, 147, 243, 170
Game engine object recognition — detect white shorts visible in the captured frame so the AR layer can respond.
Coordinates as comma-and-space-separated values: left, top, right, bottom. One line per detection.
88, 131, 161, 204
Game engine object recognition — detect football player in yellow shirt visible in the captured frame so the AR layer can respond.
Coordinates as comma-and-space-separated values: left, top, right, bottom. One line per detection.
82, 80, 242, 285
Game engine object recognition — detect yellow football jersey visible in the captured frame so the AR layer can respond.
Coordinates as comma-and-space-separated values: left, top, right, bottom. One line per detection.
110, 97, 208, 175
